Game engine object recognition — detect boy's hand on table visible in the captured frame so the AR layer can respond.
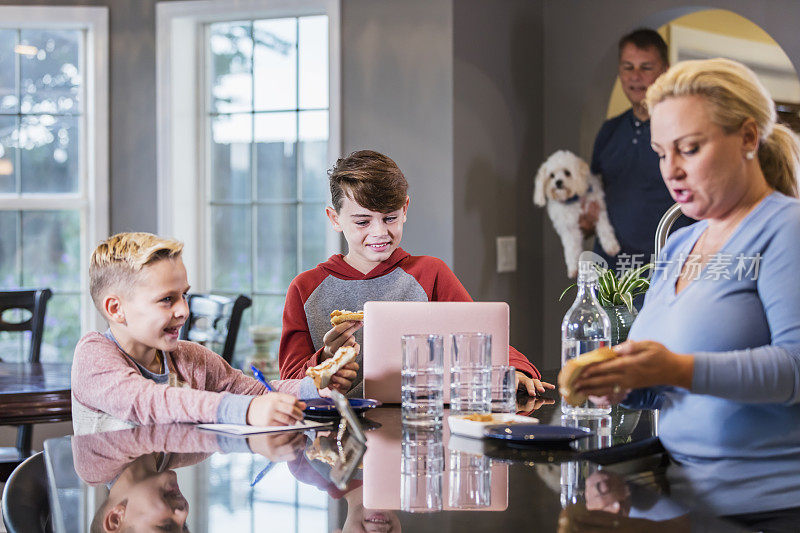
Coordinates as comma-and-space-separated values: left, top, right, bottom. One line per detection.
247, 392, 305, 426
247, 431, 306, 462
516, 371, 555, 396
516, 395, 555, 415
322, 321, 362, 361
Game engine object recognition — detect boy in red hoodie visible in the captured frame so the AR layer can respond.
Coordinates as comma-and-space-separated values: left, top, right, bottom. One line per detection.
279, 150, 552, 397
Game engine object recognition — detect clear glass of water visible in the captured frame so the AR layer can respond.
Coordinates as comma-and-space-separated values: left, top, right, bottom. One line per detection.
491, 365, 516, 413
450, 332, 492, 416
402, 334, 444, 427
401, 426, 444, 512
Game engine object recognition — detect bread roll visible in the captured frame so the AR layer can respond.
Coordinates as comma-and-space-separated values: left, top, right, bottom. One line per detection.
306, 345, 358, 389
330, 309, 364, 326
558, 346, 617, 407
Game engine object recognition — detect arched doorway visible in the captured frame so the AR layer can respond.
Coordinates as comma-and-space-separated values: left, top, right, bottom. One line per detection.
604, 9, 800, 132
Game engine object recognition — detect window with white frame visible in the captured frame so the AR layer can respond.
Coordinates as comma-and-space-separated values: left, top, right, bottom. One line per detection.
158, 0, 339, 367
0, 7, 108, 362
206, 15, 332, 363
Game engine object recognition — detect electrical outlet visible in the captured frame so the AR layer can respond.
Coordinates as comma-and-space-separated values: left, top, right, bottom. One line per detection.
496, 236, 517, 273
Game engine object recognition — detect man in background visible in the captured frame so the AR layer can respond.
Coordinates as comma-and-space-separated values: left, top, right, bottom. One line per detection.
589, 28, 692, 274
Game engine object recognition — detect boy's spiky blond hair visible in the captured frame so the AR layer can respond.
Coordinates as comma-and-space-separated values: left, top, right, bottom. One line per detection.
89, 232, 184, 309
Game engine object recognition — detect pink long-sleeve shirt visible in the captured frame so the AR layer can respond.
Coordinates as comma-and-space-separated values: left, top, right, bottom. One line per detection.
71, 332, 309, 434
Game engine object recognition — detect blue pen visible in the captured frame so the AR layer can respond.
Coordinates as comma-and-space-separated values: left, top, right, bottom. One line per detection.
250, 365, 275, 392
250, 460, 276, 487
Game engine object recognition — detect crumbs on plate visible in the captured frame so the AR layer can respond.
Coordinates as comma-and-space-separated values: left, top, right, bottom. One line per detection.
462, 413, 496, 422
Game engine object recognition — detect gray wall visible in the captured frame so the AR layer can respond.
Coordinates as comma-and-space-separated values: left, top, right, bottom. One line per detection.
539, 0, 800, 368
452, 0, 544, 358
342, 0, 547, 360
341, 0, 454, 264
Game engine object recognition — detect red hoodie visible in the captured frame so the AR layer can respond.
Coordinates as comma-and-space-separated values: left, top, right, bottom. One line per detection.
279, 248, 540, 388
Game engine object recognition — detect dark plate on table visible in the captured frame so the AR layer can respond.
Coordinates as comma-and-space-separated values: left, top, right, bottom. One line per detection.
485, 424, 592, 444
303, 398, 381, 418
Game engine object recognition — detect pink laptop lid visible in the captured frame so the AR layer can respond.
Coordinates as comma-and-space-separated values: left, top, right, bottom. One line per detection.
363, 301, 510, 403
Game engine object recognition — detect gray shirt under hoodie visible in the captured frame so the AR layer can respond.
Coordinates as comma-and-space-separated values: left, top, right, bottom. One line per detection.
281, 249, 473, 398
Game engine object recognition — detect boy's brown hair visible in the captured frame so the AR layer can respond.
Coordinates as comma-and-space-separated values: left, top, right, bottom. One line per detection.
89, 232, 184, 310
328, 150, 408, 213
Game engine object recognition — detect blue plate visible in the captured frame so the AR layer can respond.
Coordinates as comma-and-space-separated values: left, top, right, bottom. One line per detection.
304, 398, 381, 415
484, 424, 592, 444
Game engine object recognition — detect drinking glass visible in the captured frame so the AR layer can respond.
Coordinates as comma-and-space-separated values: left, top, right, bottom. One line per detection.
402, 334, 444, 426
401, 427, 444, 512
448, 449, 491, 509
491, 365, 516, 413
449, 332, 491, 415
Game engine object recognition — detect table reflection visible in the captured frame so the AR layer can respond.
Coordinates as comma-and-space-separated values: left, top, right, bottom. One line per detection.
362, 409, 509, 513
401, 427, 443, 512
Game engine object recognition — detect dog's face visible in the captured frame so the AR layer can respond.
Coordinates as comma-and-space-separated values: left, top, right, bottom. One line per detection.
533, 150, 591, 206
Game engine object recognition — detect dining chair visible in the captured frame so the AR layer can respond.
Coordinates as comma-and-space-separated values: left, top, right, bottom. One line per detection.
0, 288, 52, 482
179, 293, 252, 364
1, 451, 52, 533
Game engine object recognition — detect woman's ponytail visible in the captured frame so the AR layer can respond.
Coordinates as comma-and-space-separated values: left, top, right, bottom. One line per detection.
759, 123, 800, 198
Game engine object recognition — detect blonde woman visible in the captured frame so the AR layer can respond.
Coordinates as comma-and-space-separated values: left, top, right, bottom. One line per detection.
573, 58, 800, 508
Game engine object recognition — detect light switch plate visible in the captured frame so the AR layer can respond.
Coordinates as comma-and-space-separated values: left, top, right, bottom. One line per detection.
496, 236, 517, 273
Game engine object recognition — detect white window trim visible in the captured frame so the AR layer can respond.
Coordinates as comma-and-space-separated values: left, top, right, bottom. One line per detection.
0, 6, 109, 333
156, 0, 341, 289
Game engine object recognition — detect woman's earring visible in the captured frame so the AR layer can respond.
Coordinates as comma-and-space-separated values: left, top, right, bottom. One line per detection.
745, 151, 756, 160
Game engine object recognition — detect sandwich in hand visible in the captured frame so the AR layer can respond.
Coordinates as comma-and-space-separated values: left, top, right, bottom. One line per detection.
330, 309, 364, 327
558, 346, 618, 407
306, 345, 359, 389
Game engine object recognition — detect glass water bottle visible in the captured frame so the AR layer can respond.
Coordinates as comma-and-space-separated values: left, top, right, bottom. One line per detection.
561, 260, 611, 415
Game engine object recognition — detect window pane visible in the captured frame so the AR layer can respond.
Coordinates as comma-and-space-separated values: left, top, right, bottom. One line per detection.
210, 205, 252, 292
0, 115, 17, 193
255, 112, 296, 200
298, 16, 328, 109
20, 114, 79, 193
0, 30, 17, 113
256, 204, 297, 291
41, 293, 80, 362
299, 110, 328, 201
253, 18, 297, 111
21, 210, 80, 291
19, 29, 81, 115
209, 21, 253, 114
301, 203, 328, 271
254, 463, 298, 503
252, 294, 285, 330
253, 502, 296, 531
0, 330, 26, 362
0, 210, 18, 286
211, 113, 252, 202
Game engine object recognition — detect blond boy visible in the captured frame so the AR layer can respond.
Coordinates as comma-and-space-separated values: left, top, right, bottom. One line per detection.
71, 232, 356, 435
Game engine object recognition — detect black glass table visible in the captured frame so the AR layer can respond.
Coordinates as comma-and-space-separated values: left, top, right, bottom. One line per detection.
40, 369, 800, 533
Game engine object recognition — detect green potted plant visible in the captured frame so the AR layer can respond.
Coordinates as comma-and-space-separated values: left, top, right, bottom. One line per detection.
560, 263, 652, 345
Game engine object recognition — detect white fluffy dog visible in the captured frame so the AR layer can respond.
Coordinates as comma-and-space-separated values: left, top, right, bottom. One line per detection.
534, 150, 620, 278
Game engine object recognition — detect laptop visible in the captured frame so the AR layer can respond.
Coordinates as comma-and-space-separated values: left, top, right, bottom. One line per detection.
362, 301, 510, 403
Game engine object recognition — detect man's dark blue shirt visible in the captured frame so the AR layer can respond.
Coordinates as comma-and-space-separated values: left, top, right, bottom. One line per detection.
591, 108, 694, 272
